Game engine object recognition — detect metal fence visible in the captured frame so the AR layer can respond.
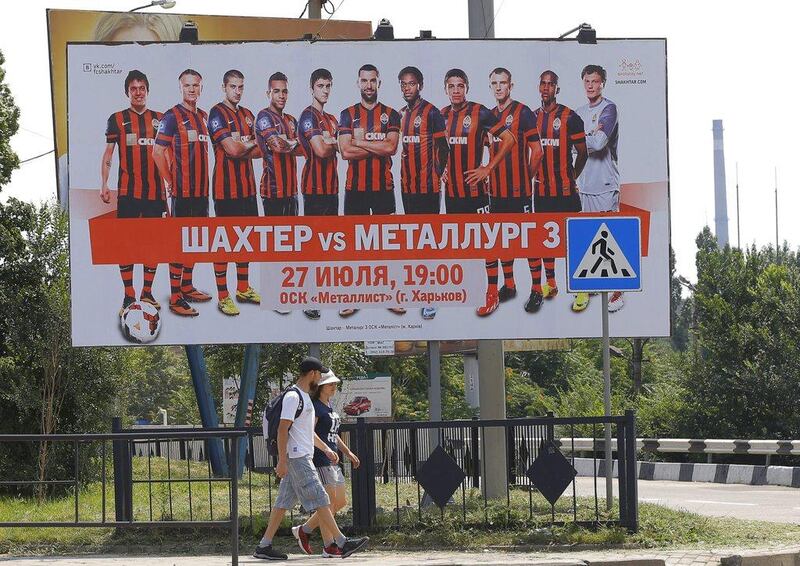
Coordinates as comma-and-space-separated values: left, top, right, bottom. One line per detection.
0, 428, 245, 565
0, 412, 637, 562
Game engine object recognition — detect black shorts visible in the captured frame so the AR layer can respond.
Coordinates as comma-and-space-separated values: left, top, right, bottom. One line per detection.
402, 191, 441, 214
173, 196, 209, 218
214, 195, 258, 217
117, 196, 166, 219
490, 194, 531, 214
534, 192, 582, 213
445, 194, 490, 214
303, 193, 338, 216
344, 189, 396, 216
263, 196, 299, 217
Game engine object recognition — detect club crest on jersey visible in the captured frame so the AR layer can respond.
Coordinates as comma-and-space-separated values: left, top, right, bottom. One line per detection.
380, 112, 389, 125
303, 119, 313, 131
258, 117, 269, 130
211, 118, 221, 129
553, 117, 561, 130
152, 118, 160, 128
245, 117, 253, 127
413, 115, 422, 128
505, 114, 514, 127
463, 115, 472, 128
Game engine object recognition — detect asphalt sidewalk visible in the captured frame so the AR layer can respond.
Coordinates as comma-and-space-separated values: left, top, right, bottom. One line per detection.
3, 546, 800, 566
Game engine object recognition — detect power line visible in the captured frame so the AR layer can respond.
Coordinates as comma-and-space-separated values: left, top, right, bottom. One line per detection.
314, 0, 345, 40
20, 149, 54, 164
298, 1, 309, 18
484, 0, 507, 38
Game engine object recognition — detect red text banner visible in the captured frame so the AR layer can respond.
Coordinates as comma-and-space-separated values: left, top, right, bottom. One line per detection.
90, 206, 650, 265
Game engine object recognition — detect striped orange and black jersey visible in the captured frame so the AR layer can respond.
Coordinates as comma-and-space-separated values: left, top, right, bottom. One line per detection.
208, 103, 257, 201
339, 102, 401, 192
400, 98, 447, 195
489, 100, 538, 198
156, 104, 210, 199
256, 108, 300, 199
441, 101, 507, 199
533, 104, 586, 198
298, 106, 339, 196
105, 108, 164, 200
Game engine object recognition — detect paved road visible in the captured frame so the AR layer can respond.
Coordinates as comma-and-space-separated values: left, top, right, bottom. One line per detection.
575, 477, 800, 522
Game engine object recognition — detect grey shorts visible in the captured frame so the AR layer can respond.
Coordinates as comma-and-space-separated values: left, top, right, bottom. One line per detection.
317, 465, 345, 486
579, 190, 619, 213
274, 455, 331, 512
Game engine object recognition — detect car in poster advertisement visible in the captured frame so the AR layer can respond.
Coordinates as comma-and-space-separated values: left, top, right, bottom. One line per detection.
343, 396, 372, 416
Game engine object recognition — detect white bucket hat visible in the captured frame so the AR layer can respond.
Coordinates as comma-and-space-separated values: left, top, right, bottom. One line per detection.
317, 370, 341, 386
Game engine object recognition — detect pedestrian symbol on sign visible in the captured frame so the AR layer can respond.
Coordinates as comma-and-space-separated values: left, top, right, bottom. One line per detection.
573, 223, 635, 280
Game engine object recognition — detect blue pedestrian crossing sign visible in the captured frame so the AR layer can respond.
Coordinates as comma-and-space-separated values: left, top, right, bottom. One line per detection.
566, 217, 642, 293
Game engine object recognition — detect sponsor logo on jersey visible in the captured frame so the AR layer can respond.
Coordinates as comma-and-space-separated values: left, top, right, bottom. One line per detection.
541, 138, 560, 147
137, 138, 156, 146
402, 135, 421, 144
448, 136, 468, 145
463, 115, 472, 128
198, 134, 211, 143
380, 112, 389, 125
364, 132, 387, 141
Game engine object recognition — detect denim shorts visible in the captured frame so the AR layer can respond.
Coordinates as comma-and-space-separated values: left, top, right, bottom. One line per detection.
317, 464, 345, 486
274, 455, 331, 512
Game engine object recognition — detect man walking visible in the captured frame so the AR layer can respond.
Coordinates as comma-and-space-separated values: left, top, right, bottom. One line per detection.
254, 357, 369, 560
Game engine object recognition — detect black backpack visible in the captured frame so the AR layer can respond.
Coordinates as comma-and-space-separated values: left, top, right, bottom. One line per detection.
262, 385, 304, 456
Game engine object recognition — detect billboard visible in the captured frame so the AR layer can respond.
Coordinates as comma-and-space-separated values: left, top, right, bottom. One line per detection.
333, 375, 392, 420
65, 38, 669, 346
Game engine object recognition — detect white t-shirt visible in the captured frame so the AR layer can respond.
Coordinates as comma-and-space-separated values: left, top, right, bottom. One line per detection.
280, 387, 315, 458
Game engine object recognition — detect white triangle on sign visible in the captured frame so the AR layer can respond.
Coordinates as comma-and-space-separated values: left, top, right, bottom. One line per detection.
573, 222, 636, 279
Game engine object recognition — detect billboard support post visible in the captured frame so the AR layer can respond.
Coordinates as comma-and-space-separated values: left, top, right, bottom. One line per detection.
426, 340, 441, 449
234, 344, 260, 478
478, 339, 506, 499
185, 345, 228, 477
602, 292, 612, 510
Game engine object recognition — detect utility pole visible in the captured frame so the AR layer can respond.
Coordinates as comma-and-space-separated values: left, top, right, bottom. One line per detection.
467, 0, 507, 501
308, 0, 322, 19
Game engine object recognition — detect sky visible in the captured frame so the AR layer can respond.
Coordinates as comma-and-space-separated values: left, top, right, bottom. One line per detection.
1, 0, 798, 282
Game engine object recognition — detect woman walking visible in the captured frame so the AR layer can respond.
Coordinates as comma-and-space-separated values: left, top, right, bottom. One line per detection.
291, 370, 360, 557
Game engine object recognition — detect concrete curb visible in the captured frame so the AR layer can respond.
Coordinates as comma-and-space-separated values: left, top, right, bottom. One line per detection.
573, 458, 800, 488
586, 561, 666, 566
720, 550, 800, 566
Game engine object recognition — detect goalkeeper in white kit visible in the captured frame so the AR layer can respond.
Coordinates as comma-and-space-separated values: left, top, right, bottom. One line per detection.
576, 64, 624, 312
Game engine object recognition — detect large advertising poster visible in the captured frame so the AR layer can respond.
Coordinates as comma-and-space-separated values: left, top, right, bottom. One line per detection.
65, 39, 669, 346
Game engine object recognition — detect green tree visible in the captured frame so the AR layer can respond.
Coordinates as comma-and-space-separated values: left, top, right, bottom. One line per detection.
685, 227, 800, 438
0, 49, 20, 186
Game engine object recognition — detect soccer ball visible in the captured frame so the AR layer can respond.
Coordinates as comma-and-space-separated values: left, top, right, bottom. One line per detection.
120, 301, 161, 344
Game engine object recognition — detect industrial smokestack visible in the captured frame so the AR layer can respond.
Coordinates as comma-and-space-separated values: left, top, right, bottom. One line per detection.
712, 120, 729, 247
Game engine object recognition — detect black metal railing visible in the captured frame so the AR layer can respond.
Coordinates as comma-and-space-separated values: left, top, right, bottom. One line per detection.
0, 428, 245, 566
0, 412, 637, 561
